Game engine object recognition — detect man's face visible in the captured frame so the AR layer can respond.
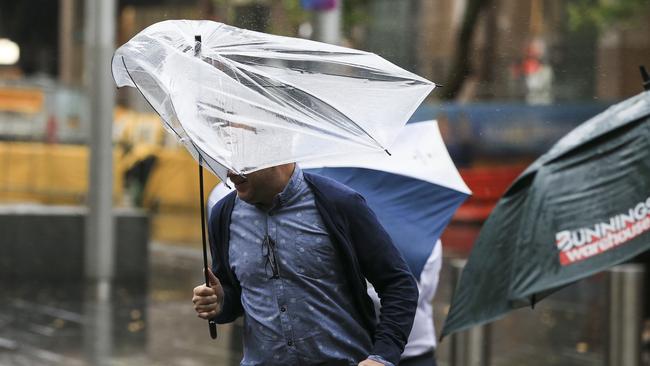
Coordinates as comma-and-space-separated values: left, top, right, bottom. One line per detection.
227, 168, 275, 205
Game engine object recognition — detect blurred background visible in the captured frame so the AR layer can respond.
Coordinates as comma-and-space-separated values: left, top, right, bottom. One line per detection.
0, 0, 649, 365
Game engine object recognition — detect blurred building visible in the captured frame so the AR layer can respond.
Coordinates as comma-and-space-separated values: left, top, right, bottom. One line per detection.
0, 0, 649, 242
362, 0, 650, 102
1, 0, 649, 102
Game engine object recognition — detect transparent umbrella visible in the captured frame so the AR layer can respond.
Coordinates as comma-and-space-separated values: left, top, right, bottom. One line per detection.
111, 20, 435, 181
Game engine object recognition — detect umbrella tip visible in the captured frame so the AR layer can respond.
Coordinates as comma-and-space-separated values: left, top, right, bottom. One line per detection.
195, 35, 202, 57
641, 65, 650, 91
384, 149, 392, 156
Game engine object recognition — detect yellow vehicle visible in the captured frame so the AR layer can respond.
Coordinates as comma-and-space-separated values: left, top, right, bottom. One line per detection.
117, 107, 221, 244
0, 97, 219, 245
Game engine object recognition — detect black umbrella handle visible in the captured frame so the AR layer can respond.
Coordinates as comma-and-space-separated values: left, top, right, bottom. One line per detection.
198, 156, 217, 340
209, 320, 217, 339
195, 35, 217, 341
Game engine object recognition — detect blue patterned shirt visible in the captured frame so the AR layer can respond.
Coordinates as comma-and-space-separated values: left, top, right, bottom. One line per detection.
228, 166, 377, 365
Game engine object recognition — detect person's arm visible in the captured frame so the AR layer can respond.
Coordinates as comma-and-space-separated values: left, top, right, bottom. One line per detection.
346, 192, 418, 365
207, 197, 244, 324
209, 263, 243, 324
192, 268, 224, 319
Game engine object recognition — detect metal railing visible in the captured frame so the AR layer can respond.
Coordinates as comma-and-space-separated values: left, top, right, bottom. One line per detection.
608, 264, 645, 366
444, 260, 645, 366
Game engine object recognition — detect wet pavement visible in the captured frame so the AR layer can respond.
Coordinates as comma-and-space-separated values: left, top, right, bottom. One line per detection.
0, 243, 241, 366
434, 257, 650, 366
0, 242, 647, 366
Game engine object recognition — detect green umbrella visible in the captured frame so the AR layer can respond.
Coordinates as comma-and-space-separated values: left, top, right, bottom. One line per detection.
442, 89, 650, 337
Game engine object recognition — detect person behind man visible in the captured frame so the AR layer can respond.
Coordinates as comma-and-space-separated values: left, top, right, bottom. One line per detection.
192, 163, 418, 366
368, 241, 442, 366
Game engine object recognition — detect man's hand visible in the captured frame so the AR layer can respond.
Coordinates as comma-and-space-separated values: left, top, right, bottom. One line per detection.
192, 268, 224, 319
358, 358, 385, 366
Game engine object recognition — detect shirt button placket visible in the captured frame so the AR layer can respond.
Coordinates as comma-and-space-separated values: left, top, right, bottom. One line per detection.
278, 299, 293, 344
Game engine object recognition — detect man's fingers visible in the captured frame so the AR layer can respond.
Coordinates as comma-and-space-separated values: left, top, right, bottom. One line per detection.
204, 270, 224, 299
192, 277, 224, 319
206, 268, 220, 287
193, 295, 221, 318
198, 311, 217, 320
193, 285, 216, 296
192, 295, 218, 305
194, 303, 218, 312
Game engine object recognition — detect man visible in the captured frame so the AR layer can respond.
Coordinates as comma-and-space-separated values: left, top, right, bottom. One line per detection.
192, 163, 418, 365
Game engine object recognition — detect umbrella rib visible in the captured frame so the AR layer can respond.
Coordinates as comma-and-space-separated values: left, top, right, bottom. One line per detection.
207, 55, 294, 109
219, 53, 431, 84
120, 56, 237, 176
195, 87, 379, 150
119, 56, 186, 143
197, 53, 363, 138
231, 61, 387, 151
189, 138, 238, 176
197, 98, 381, 152
190, 57, 380, 148
151, 40, 392, 151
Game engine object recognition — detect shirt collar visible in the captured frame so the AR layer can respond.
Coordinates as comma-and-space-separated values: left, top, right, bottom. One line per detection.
273, 165, 304, 208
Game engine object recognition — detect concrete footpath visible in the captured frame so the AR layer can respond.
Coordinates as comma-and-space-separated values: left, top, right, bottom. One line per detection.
1, 240, 636, 366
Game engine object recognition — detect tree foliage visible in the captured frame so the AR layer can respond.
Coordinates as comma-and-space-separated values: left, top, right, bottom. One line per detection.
276, 0, 369, 39
568, 0, 650, 30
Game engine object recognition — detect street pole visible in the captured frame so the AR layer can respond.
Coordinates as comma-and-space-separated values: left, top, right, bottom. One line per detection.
84, 0, 116, 285
608, 264, 644, 366
58, 0, 75, 85
313, 0, 342, 45
449, 259, 491, 366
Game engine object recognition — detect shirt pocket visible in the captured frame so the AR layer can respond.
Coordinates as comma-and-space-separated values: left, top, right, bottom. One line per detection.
293, 231, 338, 279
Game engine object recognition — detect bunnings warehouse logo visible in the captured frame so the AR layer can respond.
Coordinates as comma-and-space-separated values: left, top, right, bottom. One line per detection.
555, 197, 650, 266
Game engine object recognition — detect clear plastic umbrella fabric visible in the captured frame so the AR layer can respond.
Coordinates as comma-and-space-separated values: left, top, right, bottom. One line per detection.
112, 20, 435, 181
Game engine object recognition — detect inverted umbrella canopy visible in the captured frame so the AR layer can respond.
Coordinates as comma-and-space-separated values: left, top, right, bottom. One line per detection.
112, 20, 435, 181
301, 120, 470, 278
442, 91, 650, 337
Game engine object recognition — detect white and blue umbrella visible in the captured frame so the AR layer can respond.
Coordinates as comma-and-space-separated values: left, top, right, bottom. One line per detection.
301, 120, 470, 277
210, 120, 470, 278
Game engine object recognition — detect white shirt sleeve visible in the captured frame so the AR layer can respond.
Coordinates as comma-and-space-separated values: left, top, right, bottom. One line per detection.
418, 240, 442, 306
367, 240, 443, 358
